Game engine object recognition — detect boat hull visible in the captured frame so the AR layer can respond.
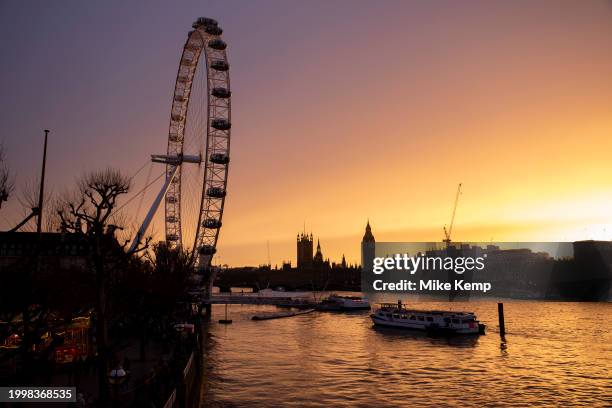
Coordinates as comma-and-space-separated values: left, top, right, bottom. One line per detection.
370, 315, 483, 335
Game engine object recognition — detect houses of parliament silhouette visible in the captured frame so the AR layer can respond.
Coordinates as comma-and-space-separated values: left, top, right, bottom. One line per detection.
295, 221, 375, 271
215, 222, 373, 291
296, 232, 346, 270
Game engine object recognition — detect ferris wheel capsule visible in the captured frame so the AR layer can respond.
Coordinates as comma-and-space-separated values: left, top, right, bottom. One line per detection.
208, 39, 227, 50
211, 118, 231, 130
210, 153, 230, 164
210, 60, 229, 71
207, 187, 226, 198
205, 25, 223, 36
193, 17, 218, 28
203, 218, 222, 228
212, 87, 231, 98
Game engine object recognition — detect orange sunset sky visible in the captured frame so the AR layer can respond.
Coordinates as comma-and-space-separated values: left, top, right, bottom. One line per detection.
1, 1, 612, 266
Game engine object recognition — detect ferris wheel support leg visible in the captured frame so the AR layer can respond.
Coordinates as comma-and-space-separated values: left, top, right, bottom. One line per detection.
129, 165, 180, 253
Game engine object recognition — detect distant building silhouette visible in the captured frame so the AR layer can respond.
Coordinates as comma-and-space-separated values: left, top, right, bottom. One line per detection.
296, 232, 335, 271
361, 220, 375, 272
0, 232, 90, 271
217, 229, 362, 291
362, 220, 375, 243
296, 232, 313, 269
313, 239, 324, 266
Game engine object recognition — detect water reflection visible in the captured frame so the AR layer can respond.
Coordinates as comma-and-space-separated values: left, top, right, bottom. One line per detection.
371, 325, 480, 348
199, 300, 611, 407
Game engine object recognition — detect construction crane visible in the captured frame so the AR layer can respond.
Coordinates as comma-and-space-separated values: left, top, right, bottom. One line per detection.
443, 183, 462, 246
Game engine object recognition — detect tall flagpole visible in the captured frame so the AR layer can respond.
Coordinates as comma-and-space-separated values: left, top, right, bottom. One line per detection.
37, 129, 49, 234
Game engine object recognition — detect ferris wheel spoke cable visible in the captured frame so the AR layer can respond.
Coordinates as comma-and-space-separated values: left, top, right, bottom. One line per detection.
134, 163, 154, 221
110, 158, 153, 221
129, 159, 152, 181
112, 170, 165, 216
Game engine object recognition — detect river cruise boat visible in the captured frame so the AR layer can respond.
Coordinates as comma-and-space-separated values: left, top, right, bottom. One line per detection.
318, 294, 371, 311
371, 301, 485, 335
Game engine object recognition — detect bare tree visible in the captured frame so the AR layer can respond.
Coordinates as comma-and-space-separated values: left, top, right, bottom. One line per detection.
57, 169, 129, 233
56, 167, 150, 401
0, 143, 14, 210
14, 178, 56, 232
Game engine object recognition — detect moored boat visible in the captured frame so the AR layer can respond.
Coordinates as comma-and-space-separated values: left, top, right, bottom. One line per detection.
371, 301, 485, 335
318, 294, 370, 311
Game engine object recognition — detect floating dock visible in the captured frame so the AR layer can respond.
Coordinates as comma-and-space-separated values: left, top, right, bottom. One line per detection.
251, 308, 315, 321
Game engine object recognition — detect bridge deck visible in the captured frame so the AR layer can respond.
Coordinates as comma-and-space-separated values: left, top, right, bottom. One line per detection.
206, 296, 292, 304
203, 293, 316, 306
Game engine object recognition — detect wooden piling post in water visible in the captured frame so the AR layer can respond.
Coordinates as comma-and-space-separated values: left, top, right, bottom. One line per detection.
498, 302, 506, 338
219, 303, 232, 324
204, 303, 212, 318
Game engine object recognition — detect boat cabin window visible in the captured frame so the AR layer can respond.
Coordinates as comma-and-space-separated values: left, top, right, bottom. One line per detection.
452, 319, 460, 324
393, 314, 400, 319
409, 315, 416, 320
385, 313, 392, 318
418, 316, 425, 321
426, 317, 433, 322
401, 315, 408, 319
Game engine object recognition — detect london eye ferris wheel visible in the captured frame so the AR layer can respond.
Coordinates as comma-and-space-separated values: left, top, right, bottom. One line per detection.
131, 17, 231, 270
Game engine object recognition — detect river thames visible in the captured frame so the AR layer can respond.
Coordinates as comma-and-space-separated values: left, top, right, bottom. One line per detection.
199, 297, 610, 407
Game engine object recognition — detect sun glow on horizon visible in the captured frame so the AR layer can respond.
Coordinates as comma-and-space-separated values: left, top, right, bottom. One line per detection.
1, 1, 612, 267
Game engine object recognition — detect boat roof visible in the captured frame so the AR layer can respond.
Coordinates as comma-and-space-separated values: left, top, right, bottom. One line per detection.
376, 303, 475, 316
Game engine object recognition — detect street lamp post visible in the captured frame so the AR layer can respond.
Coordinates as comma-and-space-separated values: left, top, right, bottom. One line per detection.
108, 366, 127, 406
